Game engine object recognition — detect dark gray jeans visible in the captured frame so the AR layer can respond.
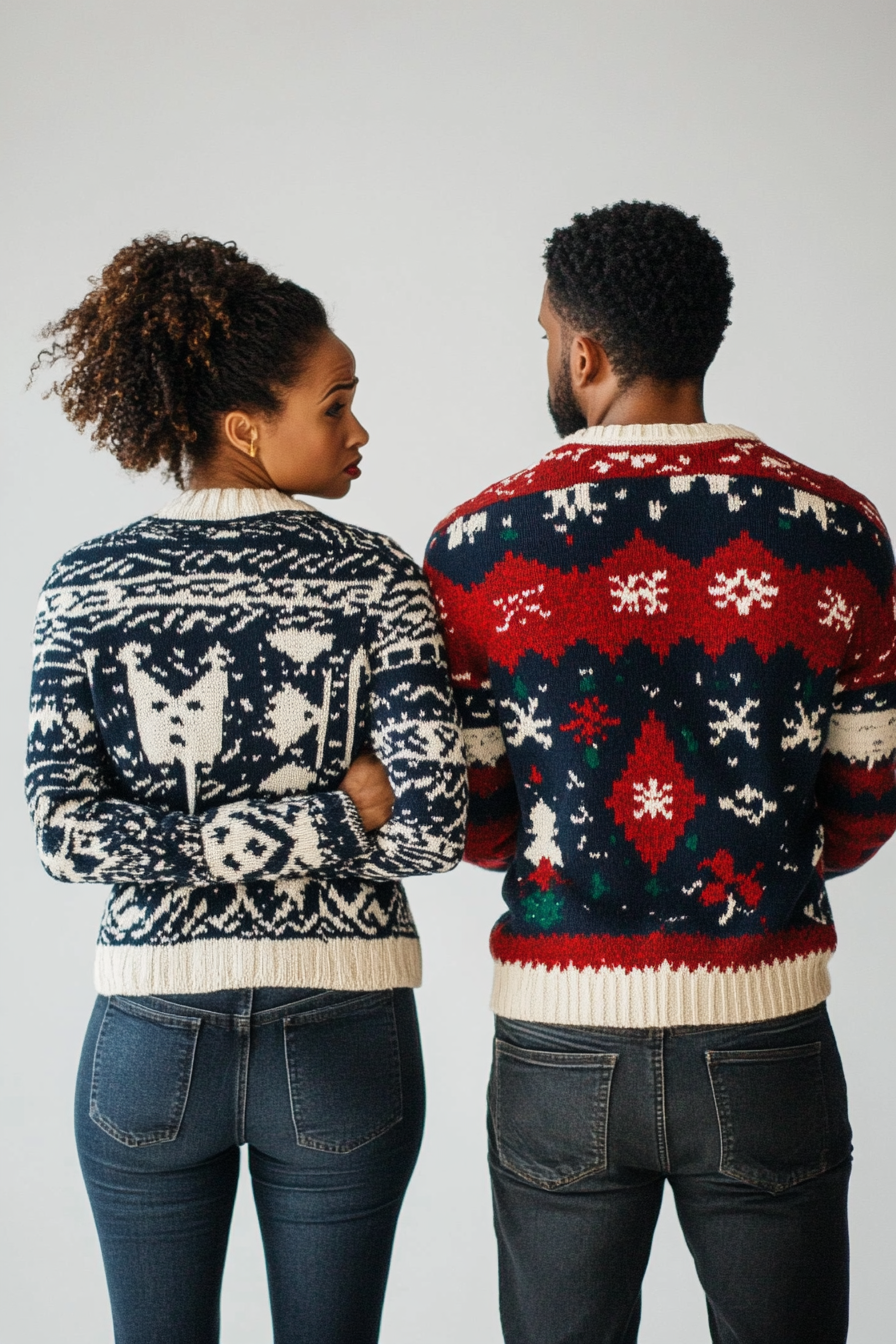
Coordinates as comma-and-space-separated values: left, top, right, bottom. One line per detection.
489, 1004, 851, 1344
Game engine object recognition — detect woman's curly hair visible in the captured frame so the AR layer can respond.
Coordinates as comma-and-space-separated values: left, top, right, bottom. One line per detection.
33, 234, 329, 486
544, 201, 733, 384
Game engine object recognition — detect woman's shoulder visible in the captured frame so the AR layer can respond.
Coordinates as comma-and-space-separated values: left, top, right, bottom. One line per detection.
307, 510, 422, 579
39, 509, 423, 600
40, 515, 164, 589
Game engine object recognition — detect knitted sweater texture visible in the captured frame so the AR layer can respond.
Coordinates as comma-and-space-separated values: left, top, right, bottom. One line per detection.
424, 425, 896, 1028
26, 488, 467, 996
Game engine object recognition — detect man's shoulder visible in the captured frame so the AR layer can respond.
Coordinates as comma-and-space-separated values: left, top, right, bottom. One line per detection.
742, 443, 886, 535
427, 425, 888, 543
427, 425, 762, 539
428, 449, 561, 542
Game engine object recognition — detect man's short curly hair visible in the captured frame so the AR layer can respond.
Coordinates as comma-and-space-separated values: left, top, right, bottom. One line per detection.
543, 201, 733, 384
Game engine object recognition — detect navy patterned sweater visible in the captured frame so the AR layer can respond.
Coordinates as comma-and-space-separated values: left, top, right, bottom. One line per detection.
26, 488, 467, 996
425, 424, 896, 1028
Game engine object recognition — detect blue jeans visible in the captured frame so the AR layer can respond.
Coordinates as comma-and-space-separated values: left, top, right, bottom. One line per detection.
75, 987, 424, 1344
488, 1005, 851, 1344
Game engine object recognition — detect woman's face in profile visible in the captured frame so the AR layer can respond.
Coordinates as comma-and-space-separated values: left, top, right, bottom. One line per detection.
255, 330, 370, 498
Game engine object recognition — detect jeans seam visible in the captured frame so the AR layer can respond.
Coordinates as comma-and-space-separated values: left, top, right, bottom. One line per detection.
107, 995, 203, 1029
655, 1032, 670, 1173
236, 989, 252, 1146
88, 999, 111, 1123
705, 1051, 729, 1181
596, 1057, 616, 1173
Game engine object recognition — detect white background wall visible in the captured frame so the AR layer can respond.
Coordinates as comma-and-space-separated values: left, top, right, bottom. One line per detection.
1, 2, 894, 1340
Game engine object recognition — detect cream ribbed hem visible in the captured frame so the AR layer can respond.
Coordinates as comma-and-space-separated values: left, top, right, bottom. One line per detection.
157, 488, 315, 521
95, 936, 421, 996
490, 952, 831, 1028
554, 423, 758, 449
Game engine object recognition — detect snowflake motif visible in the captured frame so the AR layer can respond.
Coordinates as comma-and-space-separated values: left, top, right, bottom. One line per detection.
781, 701, 826, 752
708, 698, 760, 748
708, 568, 779, 615
492, 586, 552, 633
559, 698, 620, 745
817, 587, 855, 633
609, 570, 669, 615
500, 695, 553, 748
632, 778, 674, 820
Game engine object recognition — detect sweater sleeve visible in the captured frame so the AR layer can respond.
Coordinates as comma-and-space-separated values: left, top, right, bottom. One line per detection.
25, 603, 370, 887
816, 546, 896, 876
423, 547, 519, 871
341, 560, 468, 881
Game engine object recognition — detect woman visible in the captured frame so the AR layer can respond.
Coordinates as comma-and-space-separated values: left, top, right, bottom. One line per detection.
25, 234, 468, 1344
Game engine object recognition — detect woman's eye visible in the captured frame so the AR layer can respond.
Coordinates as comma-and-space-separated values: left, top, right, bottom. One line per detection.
325, 401, 344, 418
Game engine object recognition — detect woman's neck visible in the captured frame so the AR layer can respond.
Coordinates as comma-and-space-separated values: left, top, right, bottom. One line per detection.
188, 442, 279, 491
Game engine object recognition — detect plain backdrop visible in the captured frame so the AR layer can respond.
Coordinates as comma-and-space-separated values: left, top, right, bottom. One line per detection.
1, 2, 894, 1340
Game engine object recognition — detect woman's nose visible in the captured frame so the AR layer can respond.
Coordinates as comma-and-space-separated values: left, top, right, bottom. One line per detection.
352, 416, 370, 447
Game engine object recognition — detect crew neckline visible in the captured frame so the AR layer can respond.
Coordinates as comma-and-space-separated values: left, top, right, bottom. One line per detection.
552, 423, 757, 449
156, 488, 316, 521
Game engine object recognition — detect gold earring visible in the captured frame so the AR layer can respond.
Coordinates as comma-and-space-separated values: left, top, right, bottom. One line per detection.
247, 434, 258, 459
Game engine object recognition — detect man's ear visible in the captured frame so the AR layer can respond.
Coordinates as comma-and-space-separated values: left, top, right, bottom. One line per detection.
570, 334, 611, 391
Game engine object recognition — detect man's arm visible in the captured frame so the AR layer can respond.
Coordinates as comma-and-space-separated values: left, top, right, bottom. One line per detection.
424, 549, 520, 870
816, 684, 896, 876
816, 555, 896, 876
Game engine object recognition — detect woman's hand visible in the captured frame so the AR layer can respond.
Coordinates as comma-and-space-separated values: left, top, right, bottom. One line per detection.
339, 752, 395, 832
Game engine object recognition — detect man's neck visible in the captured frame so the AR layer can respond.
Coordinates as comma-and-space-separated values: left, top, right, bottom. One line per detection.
586, 378, 706, 428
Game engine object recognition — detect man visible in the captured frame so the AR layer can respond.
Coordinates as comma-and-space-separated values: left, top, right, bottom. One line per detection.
424, 201, 896, 1344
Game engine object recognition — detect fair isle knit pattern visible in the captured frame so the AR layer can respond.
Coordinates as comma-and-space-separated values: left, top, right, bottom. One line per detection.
27, 488, 467, 996
424, 425, 896, 1028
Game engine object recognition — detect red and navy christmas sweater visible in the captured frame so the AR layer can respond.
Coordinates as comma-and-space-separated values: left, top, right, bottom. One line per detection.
424, 423, 896, 1028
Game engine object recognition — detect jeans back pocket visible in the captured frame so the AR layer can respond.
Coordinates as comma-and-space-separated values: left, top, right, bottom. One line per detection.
493, 1040, 617, 1190
706, 1041, 830, 1193
283, 990, 402, 1153
90, 997, 200, 1147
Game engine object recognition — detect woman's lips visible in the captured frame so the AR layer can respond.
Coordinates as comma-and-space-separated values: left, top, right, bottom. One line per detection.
344, 463, 361, 478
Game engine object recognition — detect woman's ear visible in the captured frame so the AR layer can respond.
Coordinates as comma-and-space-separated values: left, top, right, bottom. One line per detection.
222, 410, 260, 457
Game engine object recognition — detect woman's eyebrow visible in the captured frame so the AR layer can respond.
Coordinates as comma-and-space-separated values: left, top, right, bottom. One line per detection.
319, 377, 359, 400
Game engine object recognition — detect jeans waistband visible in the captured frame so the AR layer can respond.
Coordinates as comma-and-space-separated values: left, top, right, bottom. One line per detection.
109, 985, 394, 1028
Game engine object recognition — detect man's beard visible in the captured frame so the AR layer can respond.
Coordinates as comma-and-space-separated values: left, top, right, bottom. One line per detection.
547, 359, 587, 438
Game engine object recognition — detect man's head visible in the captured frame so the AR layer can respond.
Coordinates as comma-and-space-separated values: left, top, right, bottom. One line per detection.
541, 201, 733, 434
